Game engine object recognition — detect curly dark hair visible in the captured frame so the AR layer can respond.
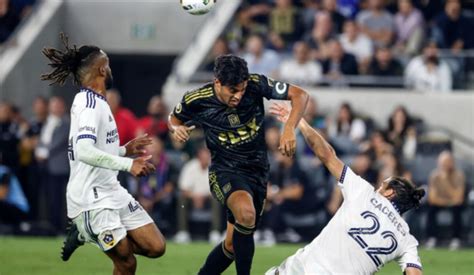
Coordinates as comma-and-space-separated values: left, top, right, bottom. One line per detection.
213, 54, 249, 87
388, 177, 425, 214
41, 33, 102, 86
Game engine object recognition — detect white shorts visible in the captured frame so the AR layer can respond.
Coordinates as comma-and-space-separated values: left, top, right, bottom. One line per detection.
73, 199, 153, 251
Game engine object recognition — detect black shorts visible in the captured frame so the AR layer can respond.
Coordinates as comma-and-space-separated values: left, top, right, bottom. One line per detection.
209, 169, 267, 226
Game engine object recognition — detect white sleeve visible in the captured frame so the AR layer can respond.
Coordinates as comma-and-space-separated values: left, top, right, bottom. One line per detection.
337, 166, 374, 201
439, 63, 452, 92
398, 235, 423, 272
76, 138, 133, 172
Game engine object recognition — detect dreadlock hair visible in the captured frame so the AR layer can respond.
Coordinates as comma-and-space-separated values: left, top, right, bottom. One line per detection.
41, 33, 102, 86
213, 54, 249, 87
387, 176, 425, 214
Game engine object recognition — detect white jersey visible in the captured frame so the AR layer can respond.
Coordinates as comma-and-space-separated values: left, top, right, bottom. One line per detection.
268, 166, 422, 275
66, 88, 132, 218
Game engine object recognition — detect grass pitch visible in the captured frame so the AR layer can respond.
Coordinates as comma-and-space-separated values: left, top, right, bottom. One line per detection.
0, 237, 473, 275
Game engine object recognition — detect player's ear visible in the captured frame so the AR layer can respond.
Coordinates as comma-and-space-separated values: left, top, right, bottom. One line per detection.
214, 78, 221, 90
98, 65, 107, 77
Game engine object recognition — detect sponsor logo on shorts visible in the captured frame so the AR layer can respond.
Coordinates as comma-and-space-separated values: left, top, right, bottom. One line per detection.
223, 182, 232, 194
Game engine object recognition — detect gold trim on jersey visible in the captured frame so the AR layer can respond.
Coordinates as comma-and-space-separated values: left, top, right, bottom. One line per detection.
184, 87, 213, 104
249, 74, 260, 82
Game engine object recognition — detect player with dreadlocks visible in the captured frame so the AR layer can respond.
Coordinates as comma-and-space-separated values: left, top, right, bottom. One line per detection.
42, 33, 166, 275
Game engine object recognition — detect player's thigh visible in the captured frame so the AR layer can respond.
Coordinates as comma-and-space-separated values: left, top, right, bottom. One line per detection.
127, 222, 166, 258
120, 199, 165, 257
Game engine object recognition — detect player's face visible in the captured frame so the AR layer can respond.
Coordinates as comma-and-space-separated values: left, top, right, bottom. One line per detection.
215, 80, 248, 108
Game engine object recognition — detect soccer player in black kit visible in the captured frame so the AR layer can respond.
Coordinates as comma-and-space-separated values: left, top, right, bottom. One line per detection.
168, 55, 308, 275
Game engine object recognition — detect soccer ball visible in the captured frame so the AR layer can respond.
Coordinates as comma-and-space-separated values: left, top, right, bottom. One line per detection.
181, 0, 215, 15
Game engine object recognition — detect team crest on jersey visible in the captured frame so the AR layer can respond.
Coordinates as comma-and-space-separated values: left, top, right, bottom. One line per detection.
228, 114, 240, 127
109, 115, 113, 122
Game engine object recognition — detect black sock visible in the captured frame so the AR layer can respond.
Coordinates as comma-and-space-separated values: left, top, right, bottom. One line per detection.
198, 241, 234, 275
233, 223, 255, 275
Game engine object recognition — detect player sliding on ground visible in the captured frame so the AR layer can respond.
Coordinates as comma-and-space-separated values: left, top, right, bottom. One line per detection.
169, 55, 308, 275
268, 102, 424, 275
41, 33, 166, 275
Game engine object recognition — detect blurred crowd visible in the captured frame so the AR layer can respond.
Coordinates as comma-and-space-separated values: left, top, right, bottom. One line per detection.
0, 0, 36, 45
202, 0, 474, 91
0, 91, 472, 250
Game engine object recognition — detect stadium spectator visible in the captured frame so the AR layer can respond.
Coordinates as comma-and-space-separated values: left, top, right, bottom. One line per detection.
106, 89, 138, 145
433, 0, 472, 51
328, 102, 366, 154
405, 41, 452, 92
174, 144, 221, 244
356, 0, 395, 47
0, 0, 20, 44
303, 97, 326, 131
0, 165, 29, 226
321, 0, 346, 33
377, 152, 412, 183
34, 96, 69, 234
394, 0, 425, 57
20, 96, 48, 220
321, 39, 359, 81
339, 20, 373, 70
361, 130, 394, 163
242, 33, 281, 76
265, 153, 316, 243
278, 41, 322, 86
137, 136, 178, 234
426, 150, 466, 250
0, 102, 20, 174
386, 106, 417, 158
203, 37, 232, 71
338, 0, 359, 18
236, 1, 272, 39
367, 46, 403, 76
351, 152, 378, 183
137, 95, 169, 140
268, 0, 304, 51
304, 11, 334, 61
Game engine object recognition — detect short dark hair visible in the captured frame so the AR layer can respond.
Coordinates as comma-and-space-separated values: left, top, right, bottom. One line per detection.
41, 33, 102, 86
213, 54, 249, 87
387, 177, 425, 214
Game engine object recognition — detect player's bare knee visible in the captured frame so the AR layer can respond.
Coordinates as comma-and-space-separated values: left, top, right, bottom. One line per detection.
147, 241, 166, 258
237, 209, 256, 228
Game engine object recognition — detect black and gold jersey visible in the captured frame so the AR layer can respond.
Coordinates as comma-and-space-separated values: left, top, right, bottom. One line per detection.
173, 74, 290, 177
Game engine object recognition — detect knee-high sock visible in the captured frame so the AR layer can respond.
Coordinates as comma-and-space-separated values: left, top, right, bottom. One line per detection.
198, 241, 234, 275
233, 223, 255, 275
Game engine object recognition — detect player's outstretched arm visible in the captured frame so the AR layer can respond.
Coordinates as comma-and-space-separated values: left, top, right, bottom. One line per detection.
279, 85, 309, 157
168, 113, 195, 143
404, 267, 423, 275
270, 102, 344, 181
76, 138, 155, 177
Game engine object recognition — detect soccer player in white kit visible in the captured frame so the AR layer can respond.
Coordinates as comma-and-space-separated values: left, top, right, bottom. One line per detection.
41, 34, 166, 275
268, 102, 425, 275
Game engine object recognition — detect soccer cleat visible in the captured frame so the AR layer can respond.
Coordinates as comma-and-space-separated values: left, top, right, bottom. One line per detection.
61, 222, 84, 261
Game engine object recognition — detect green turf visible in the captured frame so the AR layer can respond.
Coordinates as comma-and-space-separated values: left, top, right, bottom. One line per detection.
0, 237, 473, 275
